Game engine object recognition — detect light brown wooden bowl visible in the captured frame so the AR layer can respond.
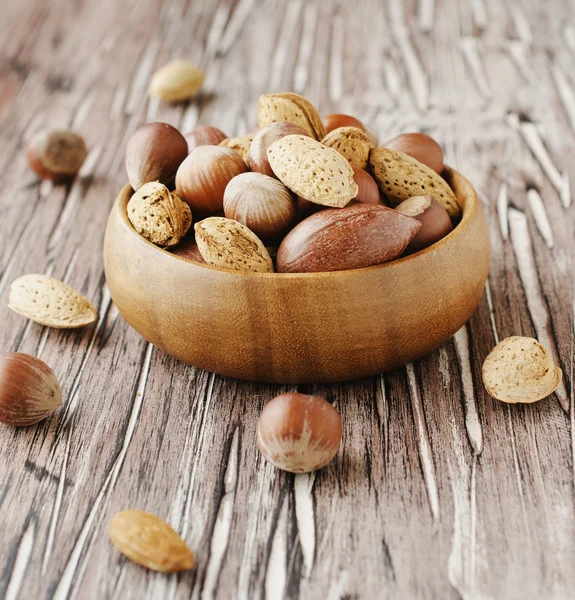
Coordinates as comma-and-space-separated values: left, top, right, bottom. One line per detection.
104, 167, 490, 383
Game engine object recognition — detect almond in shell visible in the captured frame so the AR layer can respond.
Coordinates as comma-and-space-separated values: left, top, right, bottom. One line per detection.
321, 126, 374, 169
219, 135, 254, 161
109, 510, 195, 573
369, 147, 460, 216
267, 135, 358, 208
276, 204, 421, 273
8, 274, 97, 329
258, 93, 326, 140
195, 217, 274, 273
482, 336, 562, 404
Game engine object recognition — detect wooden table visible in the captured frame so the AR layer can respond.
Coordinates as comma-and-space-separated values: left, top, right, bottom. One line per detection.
0, 1, 573, 598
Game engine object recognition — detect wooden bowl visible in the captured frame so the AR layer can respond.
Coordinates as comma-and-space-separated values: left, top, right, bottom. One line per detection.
104, 167, 490, 383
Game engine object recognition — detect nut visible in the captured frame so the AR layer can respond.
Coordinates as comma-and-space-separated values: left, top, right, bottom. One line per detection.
383, 133, 444, 174
128, 182, 191, 247
296, 196, 324, 219
9, 274, 97, 329
0, 353, 62, 426
321, 126, 374, 169
322, 113, 366, 134
176, 146, 248, 216
148, 60, 204, 102
257, 393, 342, 473
223, 173, 296, 245
170, 237, 206, 263
258, 93, 326, 139
267, 135, 358, 208
195, 217, 274, 273
109, 510, 195, 572
218, 134, 254, 161
125, 122, 188, 191
352, 167, 380, 205
482, 337, 562, 404
184, 125, 227, 152
247, 122, 310, 178
369, 147, 460, 216
26, 130, 87, 182
277, 204, 420, 273
395, 196, 453, 252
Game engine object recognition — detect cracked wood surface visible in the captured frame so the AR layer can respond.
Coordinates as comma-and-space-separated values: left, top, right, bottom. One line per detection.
0, 0, 573, 598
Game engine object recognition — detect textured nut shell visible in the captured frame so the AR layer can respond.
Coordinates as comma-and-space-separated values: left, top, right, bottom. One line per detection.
9, 274, 97, 329
127, 182, 192, 247
148, 60, 204, 102
257, 393, 342, 473
321, 126, 374, 169
258, 93, 326, 140
482, 336, 562, 404
395, 196, 453, 252
125, 123, 188, 190
247, 122, 310, 178
175, 146, 248, 216
218, 135, 254, 161
223, 172, 296, 245
267, 135, 358, 207
0, 353, 62, 426
26, 130, 87, 181
195, 217, 274, 273
384, 133, 444, 174
109, 510, 195, 572
277, 204, 421, 273
369, 147, 460, 216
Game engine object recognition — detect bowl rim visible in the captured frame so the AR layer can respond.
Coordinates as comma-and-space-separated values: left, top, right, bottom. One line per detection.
114, 165, 478, 279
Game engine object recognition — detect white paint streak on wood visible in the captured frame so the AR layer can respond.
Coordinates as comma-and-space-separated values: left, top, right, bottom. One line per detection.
461, 37, 491, 100
268, 0, 303, 91
219, 0, 258, 55
294, 472, 316, 577
383, 58, 403, 101
469, 0, 488, 30
406, 363, 439, 521
201, 428, 240, 600
508, 208, 568, 411
126, 37, 161, 115
517, 120, 564, 195
560, 172, 571, 209
204, 5, 230, 60
4, 522, 35, 600
509, 1, 532, 43
453, 327, 483, 454
550, 64, 575, 136
327, 569, 350, 600
506, 406, 530, 537
484, 281, 499, 345
265, 494, 289, 600
438, 345, 451, 386
293, 3, 318, 93
328, 12, 344, 104
496, 181, 508, 240
564, 23, 575, 54
418, 0, 434, 33
526, 188, 554, 248
508, 41, 532, 82
52, 343, 153, 600
388, 1, 429, 111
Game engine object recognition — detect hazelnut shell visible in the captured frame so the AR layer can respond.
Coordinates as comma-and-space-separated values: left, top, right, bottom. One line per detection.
395, 196, 453, 252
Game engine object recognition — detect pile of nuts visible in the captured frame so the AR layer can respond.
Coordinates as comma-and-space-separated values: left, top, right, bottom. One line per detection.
123, 92, 460, 273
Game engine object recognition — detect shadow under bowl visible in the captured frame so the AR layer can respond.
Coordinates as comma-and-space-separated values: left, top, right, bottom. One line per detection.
103, 167, 490, 384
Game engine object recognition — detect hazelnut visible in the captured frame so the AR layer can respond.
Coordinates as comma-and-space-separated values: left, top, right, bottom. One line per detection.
176, 146, 248, 216
395, 196, 453, 252
383, 133, 444, 174
296, 196, 324, 220
322, 113, 367, 134
223, 172, 297, 245
0, 352, 62, 426
352, 168, 381, 205
26, 129, 87, 182
184, 125, 227, 152
125, 122, 188, 191
257, 393, 342, 473
127, 182, 192, 247
247, 122, 310, 178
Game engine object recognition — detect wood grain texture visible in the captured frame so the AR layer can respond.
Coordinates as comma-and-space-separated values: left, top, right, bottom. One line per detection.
0, 0, 573, 599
